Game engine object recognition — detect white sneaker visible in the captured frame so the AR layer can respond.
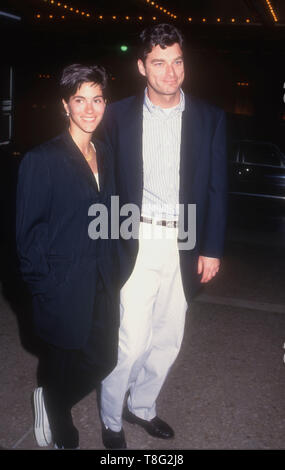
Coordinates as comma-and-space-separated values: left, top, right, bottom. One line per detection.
33, 387, 52, 447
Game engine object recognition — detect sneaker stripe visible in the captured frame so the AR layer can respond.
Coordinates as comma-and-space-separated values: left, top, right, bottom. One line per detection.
40, 388, 51, 445
38, 389, 46, 443
33, 388, 51, 447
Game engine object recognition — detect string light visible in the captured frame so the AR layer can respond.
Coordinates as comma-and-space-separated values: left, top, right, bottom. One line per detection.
38, 73, 52, 79
40, 0, 91, 19
183, 16, 254, 24
265, 0, 278, 22
38, 6, 256, 25
40, 0, 229, 23
144, 0, 177, 19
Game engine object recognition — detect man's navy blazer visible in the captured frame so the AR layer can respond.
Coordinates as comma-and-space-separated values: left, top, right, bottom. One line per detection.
16, 131, 119, 360
101, 92, 228, 302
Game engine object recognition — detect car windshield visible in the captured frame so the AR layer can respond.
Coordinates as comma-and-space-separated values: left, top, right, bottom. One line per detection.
242, 143, 282, 167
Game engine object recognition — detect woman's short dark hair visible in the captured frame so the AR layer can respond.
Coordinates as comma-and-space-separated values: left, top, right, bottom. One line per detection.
60, 64, 108, 102
138, 23, 184, 62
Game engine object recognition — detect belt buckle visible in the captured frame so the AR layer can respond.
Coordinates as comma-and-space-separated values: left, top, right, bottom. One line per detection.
164, 220, 175, 228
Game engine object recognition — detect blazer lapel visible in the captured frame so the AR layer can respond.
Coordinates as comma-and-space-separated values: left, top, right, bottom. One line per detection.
94, 138, 108, 194
120, 95, 144, 208
180, 95, 203, 202
61, 131, 100, 192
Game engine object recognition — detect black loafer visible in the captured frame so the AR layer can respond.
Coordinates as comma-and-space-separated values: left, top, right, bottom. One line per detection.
123, 407, 174, 439
102, 426, 127, 449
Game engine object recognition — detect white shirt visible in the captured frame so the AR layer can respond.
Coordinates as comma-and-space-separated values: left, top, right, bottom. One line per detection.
141, 88, 185, 220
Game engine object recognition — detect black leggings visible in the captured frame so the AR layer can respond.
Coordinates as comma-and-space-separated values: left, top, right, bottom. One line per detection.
36, 285, 119, 448
38, 340, 103, 448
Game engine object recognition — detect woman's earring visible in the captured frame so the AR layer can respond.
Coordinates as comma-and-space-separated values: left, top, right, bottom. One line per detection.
66, 112, 70, 117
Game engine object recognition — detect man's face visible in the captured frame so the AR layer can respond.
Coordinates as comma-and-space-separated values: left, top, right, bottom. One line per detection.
138, 43, 184, 99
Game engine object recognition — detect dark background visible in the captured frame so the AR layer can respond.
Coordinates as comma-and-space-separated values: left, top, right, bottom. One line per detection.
0, 0, 285, 286
1, 0, 285, 152
1, 3, 285, 449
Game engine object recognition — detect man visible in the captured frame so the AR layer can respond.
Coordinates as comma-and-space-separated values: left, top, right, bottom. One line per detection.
100, 23, 227, 449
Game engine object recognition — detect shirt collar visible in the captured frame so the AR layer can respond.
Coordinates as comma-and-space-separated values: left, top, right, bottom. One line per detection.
143, 87, 185, 118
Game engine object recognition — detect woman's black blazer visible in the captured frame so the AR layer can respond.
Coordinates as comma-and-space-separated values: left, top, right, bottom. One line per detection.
16, 131, 119, 353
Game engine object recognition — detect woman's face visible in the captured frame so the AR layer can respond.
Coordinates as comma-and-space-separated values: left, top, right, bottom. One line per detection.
62, 82, 106, 135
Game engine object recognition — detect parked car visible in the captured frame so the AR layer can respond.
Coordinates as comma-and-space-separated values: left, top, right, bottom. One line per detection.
228, 140, 285, 202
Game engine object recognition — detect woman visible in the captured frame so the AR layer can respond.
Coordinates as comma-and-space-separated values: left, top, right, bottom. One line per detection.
16, 64, 120, 449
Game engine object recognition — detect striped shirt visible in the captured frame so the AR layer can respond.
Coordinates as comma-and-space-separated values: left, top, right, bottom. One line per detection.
141, 88, 185, 220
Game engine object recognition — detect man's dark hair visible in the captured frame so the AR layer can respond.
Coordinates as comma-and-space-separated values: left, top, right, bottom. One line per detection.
138, 23, 184, 62
60, 64, 108, 102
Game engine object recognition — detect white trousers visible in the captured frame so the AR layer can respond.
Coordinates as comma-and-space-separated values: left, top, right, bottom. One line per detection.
101, 222, 188, 431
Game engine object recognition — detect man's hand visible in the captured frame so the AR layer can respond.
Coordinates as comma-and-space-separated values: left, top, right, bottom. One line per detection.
198, 256, 220, 283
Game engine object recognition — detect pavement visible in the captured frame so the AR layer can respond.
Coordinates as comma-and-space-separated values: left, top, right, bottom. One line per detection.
1, 207, 285, 453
